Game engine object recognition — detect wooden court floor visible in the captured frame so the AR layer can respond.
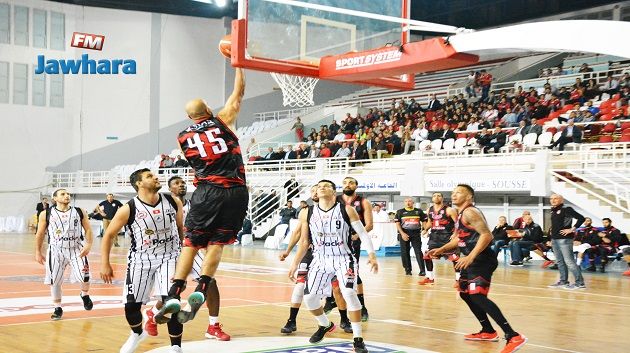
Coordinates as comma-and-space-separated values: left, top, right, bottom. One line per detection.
0, 233, 628, 353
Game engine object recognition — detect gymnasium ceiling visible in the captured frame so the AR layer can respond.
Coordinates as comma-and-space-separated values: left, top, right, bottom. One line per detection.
50, 0, 620, 29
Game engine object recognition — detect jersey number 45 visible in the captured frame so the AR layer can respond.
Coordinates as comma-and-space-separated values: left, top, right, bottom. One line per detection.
187, 128, 228, 157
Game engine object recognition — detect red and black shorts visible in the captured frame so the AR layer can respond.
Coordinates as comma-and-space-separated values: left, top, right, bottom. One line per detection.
183, 184, 249, 248
457, 260, 498, 295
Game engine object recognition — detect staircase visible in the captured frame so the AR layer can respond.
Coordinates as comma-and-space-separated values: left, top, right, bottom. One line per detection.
551, 169, 630, 231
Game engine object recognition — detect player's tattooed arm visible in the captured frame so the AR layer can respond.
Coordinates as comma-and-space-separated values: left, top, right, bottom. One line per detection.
455, 207, 493, 270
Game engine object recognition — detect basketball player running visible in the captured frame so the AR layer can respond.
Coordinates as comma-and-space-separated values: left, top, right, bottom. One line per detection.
419, 192, 458, 285
156, 68, 248, 333
100, 169, 185, 353
35, 188, 93, 320
328, 176, 372, 323
288, 180, 378, 353
428, 185, 526, 353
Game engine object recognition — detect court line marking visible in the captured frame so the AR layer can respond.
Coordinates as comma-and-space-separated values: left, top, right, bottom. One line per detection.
377, 319, 587, 353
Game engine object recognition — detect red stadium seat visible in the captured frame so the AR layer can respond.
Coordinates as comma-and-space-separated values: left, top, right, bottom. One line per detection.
546, 127, 558, 135
619, 135, 630, 142
599, 135, 614, 143
620, 122, 630, 131
600, 114, 613, 121
602, 124, 616, 133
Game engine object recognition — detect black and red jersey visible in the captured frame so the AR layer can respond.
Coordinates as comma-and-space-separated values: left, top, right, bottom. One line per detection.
455, 205, 495, 265
575, 226, 597, 243
178, 117, 245, 188
337, 194, 366, 225
428, 205, 455, 235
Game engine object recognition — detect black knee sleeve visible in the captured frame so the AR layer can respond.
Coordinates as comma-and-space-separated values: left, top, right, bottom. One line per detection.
124, 302, 143, 333
195, 275, 215, 293
168, 279, 186, 299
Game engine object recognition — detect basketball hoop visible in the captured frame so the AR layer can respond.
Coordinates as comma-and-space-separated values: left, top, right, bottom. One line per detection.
270, 72, 319, 107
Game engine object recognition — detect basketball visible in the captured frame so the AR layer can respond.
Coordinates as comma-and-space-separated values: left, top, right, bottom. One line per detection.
219, 34, 231, 58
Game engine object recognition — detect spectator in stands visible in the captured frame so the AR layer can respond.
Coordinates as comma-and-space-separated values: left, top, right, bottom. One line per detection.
284, 175, 299, 202
428, 124, 442, 141
600, 73, 620, 96
427, 94, 442, 111
319, 142, 332, 158
271, 146, 285, 160
279, 201, 297, 227
408, 98, 422, 113
329, 119, 340, 137
574, 217, 598, 268
291, 117, 305, 142
404, 122, 429, 154
583, 79, 599, 100
466, 117, 480, 131
491, 216, 512, 254
548, 194, 585, 289
515, 120, 528, 137
478, 69, 493, 102
262, 147, 274, 160
483, 126, 507, 153
465, 71, 477, 98
236, 216, 252, 244
158, 154, 172, 174
475, 127, 492, 150
309, 142, 320, 158
370, 136, 388, 159
525, 118, 542, 136
352, 140, 368, 160
173, 155, 189, 170
578, 63, 593, 73
573, 78, 586, 90
501, 108, 518, 127
549, 119, 582, 151
334, 142, 351, 158
587, 218, 627, 273
621, 86, 630, 100
509, 215, 544, 266
97, 194, 123, 246
438, 123, 455, 141
333, 130, 346, 142
481, 103, 499, 123
283, 145, 297, 160
297, 143, 310, 159
512, 210, 531, 229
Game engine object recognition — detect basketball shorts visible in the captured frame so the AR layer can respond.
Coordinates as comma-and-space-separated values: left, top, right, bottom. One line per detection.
428, 231, 452, 250
305, 254, 358, 297
572, 243, 591, 254
184, 184, 249, 248
44, 246, 90, 285
125, 255, 178, 304
457, 259, 498, 295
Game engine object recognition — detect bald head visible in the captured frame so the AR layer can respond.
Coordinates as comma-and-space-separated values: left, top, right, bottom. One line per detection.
550, 193, 564, 207
185, 99, 212, 120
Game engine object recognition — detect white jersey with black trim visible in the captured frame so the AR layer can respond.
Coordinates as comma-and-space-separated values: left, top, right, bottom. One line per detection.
46, 207, 84, 248
308, 202, 353, 257
126, 194, 179, 261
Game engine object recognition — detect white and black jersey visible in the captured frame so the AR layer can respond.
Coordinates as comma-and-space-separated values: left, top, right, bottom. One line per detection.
125, 194, 180, 262
305, 202, 358, 296
46, 207, 85, 248
308, 202, 353, 257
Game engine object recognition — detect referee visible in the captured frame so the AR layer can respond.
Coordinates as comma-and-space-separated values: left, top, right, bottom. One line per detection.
395, 197, 427, 276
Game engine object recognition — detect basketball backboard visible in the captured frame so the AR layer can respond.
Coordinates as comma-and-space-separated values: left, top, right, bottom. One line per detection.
232, 0, 416, 89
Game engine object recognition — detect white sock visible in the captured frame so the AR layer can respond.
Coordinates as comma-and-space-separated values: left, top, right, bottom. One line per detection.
455, 272, 461, 281
315, 314, 330, 327
209, 316, 219, 325
576, 257, 582, 266
151, 306, 160, 315
351, 322, 362, 338
425, 271, 434, 280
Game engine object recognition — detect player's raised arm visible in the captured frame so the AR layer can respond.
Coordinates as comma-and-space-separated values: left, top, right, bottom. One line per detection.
100, 204, 130, 284
346, 205, 378, 274
217, 67, 245, 130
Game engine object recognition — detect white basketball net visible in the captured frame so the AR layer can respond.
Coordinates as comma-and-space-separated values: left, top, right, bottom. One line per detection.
270, 72, 319, 107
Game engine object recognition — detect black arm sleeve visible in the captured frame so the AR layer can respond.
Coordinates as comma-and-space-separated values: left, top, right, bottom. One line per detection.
567, 207, 585, 229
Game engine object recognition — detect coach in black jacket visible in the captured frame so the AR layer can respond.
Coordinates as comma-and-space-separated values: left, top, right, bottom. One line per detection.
548, 194, 585, 288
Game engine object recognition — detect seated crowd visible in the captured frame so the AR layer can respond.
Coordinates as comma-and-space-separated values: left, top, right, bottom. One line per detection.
249, 70, 630, 162
491, 212, 630, 276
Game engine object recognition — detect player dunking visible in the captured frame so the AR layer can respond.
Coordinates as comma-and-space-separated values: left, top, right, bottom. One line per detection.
100, 169, 185, 353
288, 180, 378, 353
327, 176, 372, 323
428, 185, 527, 353
35, 188, 93, 320
278, 185, 318, 334
419, 192, 458, 285
156, 68, 248, 331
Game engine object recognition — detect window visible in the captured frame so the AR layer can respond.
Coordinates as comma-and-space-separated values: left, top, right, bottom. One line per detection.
50, 12, 64, 50
0, 3, 9, 44
50, 74, 63, 107
0, 61, 8, 103
622, 6, 630, 22
14, 6, 28, 46
13, 63, 27, 105
33, 9, 47, 48
32, 70, 45, 106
